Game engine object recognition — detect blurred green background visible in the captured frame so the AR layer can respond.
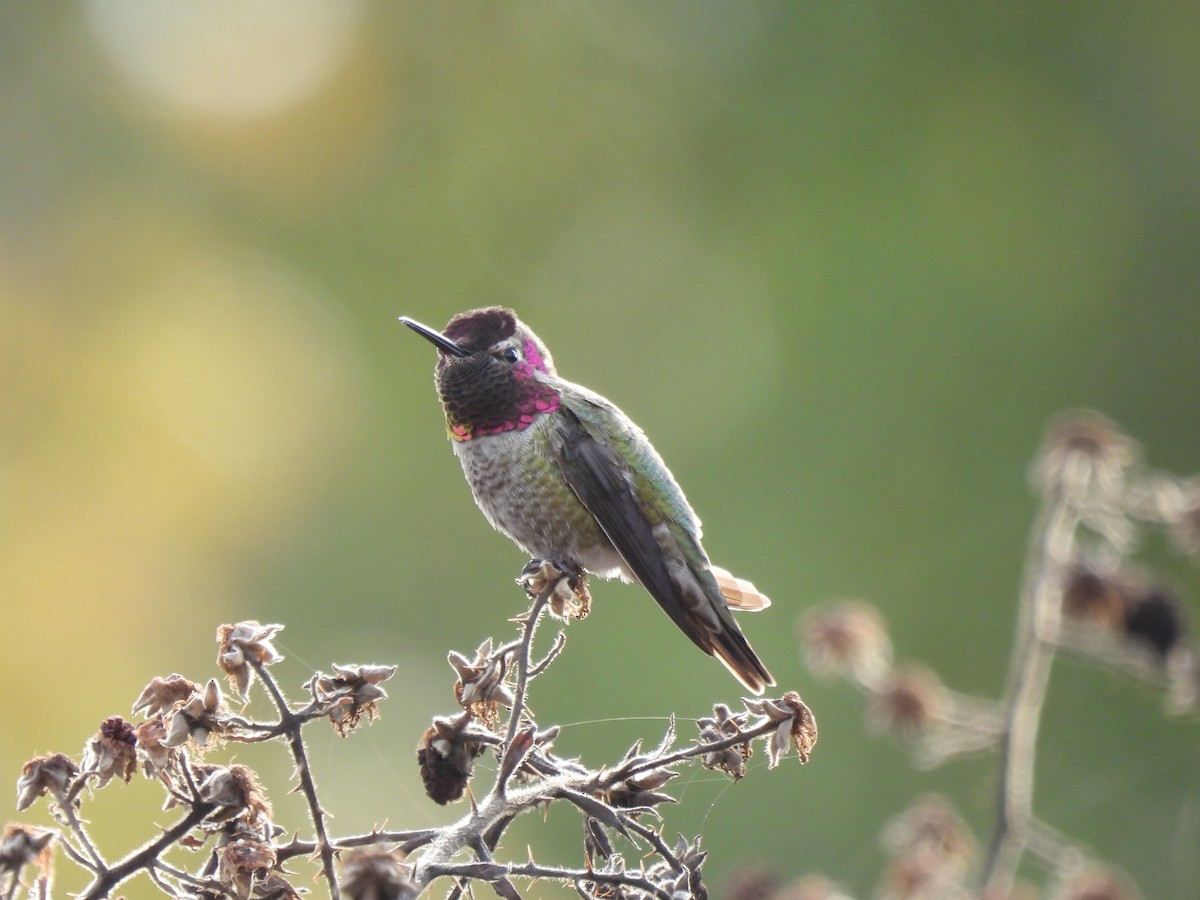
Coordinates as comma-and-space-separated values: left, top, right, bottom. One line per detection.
3, 2, 1199, 897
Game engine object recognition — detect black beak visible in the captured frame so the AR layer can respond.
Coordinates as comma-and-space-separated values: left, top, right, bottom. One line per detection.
399, 316, 471, 358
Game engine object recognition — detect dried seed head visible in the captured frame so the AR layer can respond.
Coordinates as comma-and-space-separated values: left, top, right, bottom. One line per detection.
519, 558, 591, 619
217, 622, 284, 699
132, 674, 200, 719
82, 716, 138, 788
868, 665, 948, 738
0, 824, 56, 879
879, 795, 975, 899
341, 847, 418, 900
749, 691, 819, 767
161, 679, 231, 750
308, 663, 397, 736
881, 794, 975, 869
449, 638, 515, 728
219, 837, 278, 900
16, 753, 79, 812
801, 601, 892, 686
199, 764, 273, 825
1032, 411, 1136, 500
416, 715, 489, 805
134, 716, 173, 774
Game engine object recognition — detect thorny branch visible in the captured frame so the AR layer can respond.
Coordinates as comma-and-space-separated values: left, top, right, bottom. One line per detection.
8, 559, 815, 900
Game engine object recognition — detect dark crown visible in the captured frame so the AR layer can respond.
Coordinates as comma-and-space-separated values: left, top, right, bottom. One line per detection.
443, 307, 518, 354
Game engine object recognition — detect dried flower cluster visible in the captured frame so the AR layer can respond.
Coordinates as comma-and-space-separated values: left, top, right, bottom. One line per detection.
8, 573, 815, 899
773, 411, 1195, 898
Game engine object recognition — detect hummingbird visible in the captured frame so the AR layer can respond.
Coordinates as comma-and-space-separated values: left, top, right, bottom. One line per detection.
401, 307, 775, 694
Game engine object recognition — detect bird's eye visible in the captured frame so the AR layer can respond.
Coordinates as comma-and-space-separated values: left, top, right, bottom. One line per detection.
502, 347, 522, 364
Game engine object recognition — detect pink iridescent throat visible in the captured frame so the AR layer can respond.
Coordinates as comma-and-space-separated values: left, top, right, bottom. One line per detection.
449, 339, 560, 441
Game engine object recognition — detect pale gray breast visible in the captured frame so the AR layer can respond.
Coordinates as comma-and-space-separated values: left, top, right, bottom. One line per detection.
451, 423, 620, 573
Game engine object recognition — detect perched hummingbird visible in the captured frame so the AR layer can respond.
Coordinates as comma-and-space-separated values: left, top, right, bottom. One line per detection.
401, 307, 775, 694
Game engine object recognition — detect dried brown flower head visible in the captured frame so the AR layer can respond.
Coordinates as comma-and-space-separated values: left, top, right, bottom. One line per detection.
0, 824, 56, 881
801, 601, 892, 686
217, 621, 285, 698
878, 796, 975, 899
132, 674, 201, 719
198, 764, 273, 825
449, 638, 515, 728
308, 663, 397, 736
219, 837, 278, 900
1032, 411, 1136, 500
134, 716, 173, 774
162, 678, 231, 750
16, 753, 79, 812
519, 557, 591, 619
745, 692, 819, 767
82, 716, 138, 788
416, 714, 490, 805
868, 665, 948, 738
340, 847, 418, 900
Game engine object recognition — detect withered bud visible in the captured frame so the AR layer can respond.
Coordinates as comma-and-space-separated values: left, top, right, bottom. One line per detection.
449, 638, 515, 728
82, 716, 138, 788
134, 716, 173, 774
218, 837, 278, 900
132, 674, 200, 718
604, 768, 679, 810
1123, 586, 1186, 661
1031, 411, 1136, 500
519, 558, 591, 620
644, 835, 707, 900
341, 847, 418, 900
744, 692, 819, 767
416, 715, 490, 805
868, 665, 948, 738
697, 703, 751, 780
1061, 565, 1130, 630
217, 622, 284, 699
308, 663, 397, 736
16, 753, 79, 812
199, 764, 273, 825
162, 679, 230, 750
0, 824, 56, 877
800, 601, 892, 686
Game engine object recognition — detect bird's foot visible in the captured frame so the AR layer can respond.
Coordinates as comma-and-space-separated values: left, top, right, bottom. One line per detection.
519, 558, 591, 621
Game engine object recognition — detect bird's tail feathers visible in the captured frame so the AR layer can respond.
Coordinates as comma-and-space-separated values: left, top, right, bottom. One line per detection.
712, 566, 771, 612
710, 626, 776, 696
